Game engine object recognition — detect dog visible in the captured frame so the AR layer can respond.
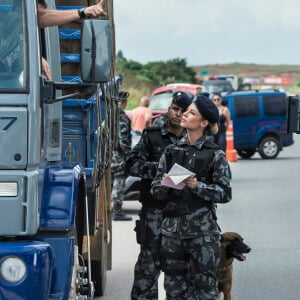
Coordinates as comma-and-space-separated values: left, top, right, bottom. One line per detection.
216, 232, 251, 300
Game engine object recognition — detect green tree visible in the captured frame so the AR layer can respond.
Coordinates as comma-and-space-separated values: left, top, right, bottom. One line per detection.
115, 53, 200, 108
116, 50, 126, 63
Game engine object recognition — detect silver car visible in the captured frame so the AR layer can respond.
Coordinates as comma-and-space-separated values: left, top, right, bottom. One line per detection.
124, 130, 141, 201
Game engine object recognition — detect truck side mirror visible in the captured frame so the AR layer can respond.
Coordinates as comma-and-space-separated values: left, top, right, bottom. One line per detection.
81, 19, 112, 83
287, 96, 300, 133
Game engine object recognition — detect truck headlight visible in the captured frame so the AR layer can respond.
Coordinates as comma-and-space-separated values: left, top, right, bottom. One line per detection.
0, 256, 26, 283
0, 182, 18, 197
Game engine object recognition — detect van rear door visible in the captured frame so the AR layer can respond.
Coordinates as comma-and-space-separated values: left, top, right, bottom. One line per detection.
229, 95, 260, 149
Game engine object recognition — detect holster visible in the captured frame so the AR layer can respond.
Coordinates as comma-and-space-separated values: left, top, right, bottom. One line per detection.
134, 220, 147, 245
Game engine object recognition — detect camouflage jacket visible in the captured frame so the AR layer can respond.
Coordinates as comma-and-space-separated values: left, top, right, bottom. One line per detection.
152, 113, 168, 127
126, 117, 185, 179
125, 117, 185, 208
111, 110, 131, 174
151, 134, 232, 238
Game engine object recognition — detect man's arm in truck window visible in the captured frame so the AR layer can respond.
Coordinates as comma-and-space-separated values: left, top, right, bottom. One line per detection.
37, 0, 107, 28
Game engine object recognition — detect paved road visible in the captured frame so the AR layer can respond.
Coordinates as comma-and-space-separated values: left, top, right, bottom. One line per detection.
98, 134, 300, 300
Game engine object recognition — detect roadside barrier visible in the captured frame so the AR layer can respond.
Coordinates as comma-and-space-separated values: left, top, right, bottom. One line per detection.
226, 120, 237, 162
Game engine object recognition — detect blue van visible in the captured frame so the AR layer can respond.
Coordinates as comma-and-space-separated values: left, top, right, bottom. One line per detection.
222, 90, 294, 159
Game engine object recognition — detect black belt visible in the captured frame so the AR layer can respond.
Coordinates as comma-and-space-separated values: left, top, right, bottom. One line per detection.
163, 203, 211, 218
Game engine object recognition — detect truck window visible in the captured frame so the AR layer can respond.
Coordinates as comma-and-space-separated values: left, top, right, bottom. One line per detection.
234, 96, 259, 118
263, 95, 286, 116
0, 1, 26, 89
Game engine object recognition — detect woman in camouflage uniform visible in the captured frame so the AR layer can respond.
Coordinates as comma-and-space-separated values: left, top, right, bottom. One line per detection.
151, 94, 232, 300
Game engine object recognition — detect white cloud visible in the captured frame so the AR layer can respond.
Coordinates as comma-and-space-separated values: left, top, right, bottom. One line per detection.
114, 0, 300, 65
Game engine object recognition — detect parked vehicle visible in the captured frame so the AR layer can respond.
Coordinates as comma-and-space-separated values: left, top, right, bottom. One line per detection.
202, 76, 251, 97
215, 74, 239, 90
123, 130, 141, 201
151, 83, 203, 96
287, 95, 300, 134
124, 174, 141, 201
0, 1, 119, 298
222, 90, 294, 159
202, 79, 234, 95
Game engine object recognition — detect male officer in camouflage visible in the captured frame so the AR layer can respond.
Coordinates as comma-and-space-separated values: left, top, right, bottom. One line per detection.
125, 91, 192, 299
111, 93, 132, 221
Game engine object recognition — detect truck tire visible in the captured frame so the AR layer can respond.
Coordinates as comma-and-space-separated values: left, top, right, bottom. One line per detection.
258, 136, 280, 159
237, 148, 256, 159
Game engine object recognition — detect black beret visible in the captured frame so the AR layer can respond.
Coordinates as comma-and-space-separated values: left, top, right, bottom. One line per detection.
172, 91, 192, 111
194, 94, 219, 124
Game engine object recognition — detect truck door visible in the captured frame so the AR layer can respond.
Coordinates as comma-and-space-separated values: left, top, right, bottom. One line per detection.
0, 1, 28, 170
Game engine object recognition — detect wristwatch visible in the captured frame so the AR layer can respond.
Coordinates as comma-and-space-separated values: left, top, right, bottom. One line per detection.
78, 8, 86, 19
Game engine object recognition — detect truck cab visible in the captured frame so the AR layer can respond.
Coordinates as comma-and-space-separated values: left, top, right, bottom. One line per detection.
0, 1, 118, 299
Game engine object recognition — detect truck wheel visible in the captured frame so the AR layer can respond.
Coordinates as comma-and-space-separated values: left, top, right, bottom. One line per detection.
258, 136, 280, 159
237, 149, 256, 159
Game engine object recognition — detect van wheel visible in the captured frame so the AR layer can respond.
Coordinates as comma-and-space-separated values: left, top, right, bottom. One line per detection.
237, 149, 256, 159
258, 137, 280, 159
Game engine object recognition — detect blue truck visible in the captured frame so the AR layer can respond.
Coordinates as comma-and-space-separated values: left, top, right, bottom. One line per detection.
0, 0, 120, 299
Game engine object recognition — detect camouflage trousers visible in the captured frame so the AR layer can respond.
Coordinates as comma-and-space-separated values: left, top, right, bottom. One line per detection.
161, 234, 221, 300
131, 209, 163, 300
112, 174, 126, 214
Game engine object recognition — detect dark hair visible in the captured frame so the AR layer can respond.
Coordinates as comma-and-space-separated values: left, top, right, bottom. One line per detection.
213, 92, 222, 98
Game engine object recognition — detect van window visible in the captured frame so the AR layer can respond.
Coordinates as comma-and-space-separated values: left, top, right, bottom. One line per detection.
234, 96, 259, 118
263, 95, 286, 116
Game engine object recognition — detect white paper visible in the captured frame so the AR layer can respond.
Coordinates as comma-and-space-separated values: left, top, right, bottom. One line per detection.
161, 163, 195, 190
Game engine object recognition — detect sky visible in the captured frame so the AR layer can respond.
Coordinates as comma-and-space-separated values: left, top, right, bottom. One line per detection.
114, 0, 300, 66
